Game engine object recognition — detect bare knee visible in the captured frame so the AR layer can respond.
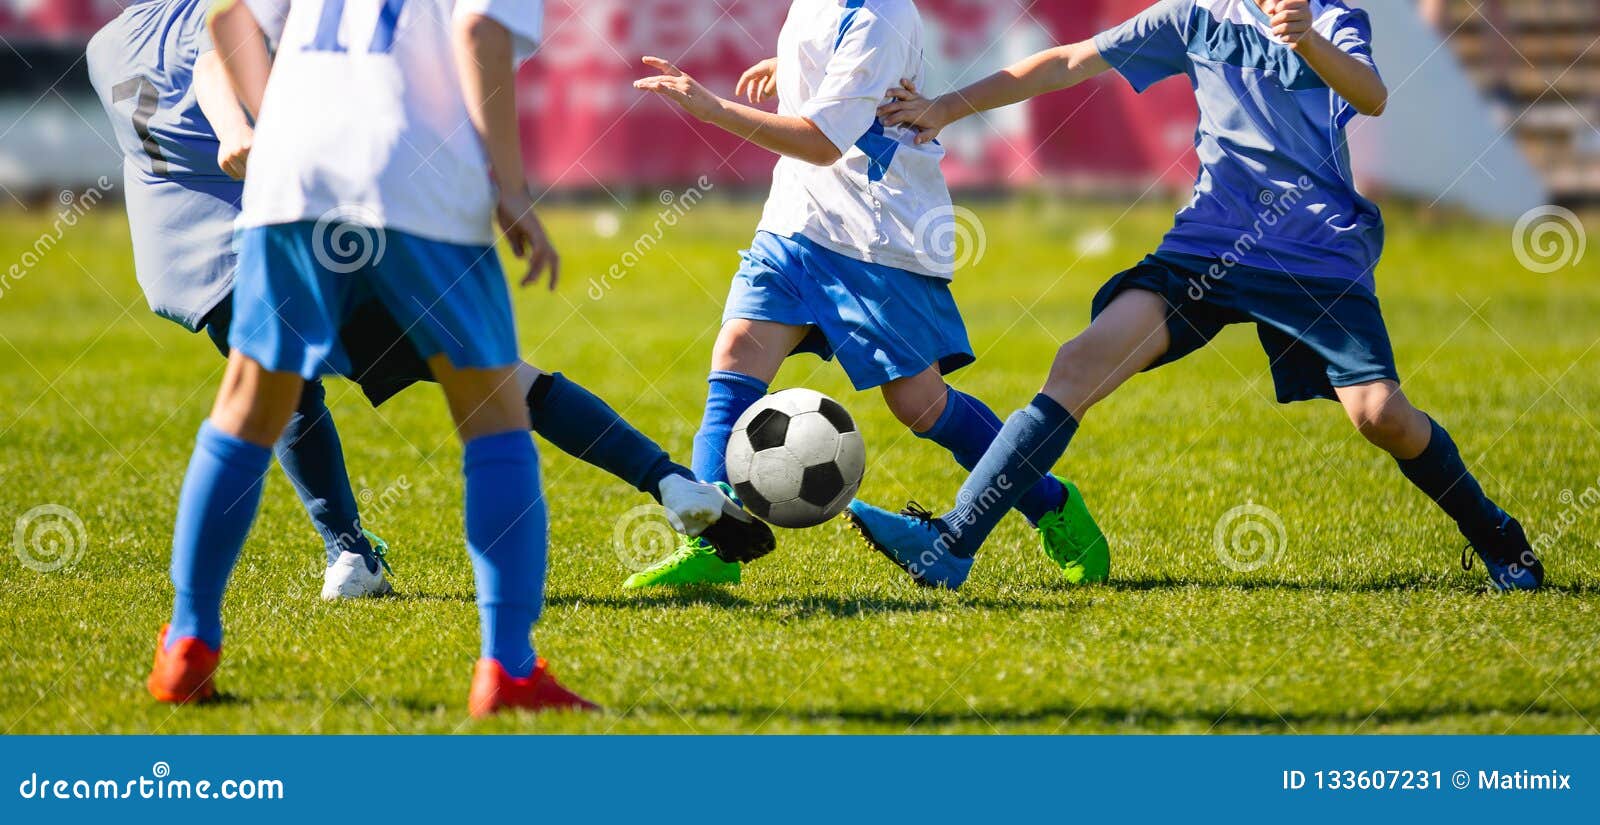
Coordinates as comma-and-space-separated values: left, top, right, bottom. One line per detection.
1339, 382, 1428, 456
431, 357, 530, 441
1042, 337, 1108, 419
881, 370, 948, 432
710, 319, 803, 381
208, 353, 304, 447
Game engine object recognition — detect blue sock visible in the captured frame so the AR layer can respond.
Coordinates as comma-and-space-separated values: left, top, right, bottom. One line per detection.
464, 430, 547, 679
527, 372, 690, 501
275, 378, 375, 569
1395, 416, 1504, 538
168, 421, 272, 649
941, 394, 1079, 557
690, 370, 769, 484
918, 388, 1068, 525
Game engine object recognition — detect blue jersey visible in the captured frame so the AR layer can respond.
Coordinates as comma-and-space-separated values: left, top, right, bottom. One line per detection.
87, 0, 240, 330
1095, 0, 1385, 287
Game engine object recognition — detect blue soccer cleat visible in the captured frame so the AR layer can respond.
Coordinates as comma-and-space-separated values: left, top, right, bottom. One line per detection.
1462, 513, 1545, 591
844, 500, 973, 590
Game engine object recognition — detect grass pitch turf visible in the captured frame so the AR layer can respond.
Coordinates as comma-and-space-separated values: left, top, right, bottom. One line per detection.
1, 199, 1597, 734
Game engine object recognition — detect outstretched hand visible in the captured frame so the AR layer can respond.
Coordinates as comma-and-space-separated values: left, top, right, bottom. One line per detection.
634, 56, 725, 122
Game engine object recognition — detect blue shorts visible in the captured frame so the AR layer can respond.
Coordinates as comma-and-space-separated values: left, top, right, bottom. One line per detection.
230, 222, 518, 381
724, 231, 974, 390
1091, 253, 1400, 403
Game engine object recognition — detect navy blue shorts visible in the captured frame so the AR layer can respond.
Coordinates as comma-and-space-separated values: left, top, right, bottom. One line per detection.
723, 231, 974, 390
1091, 253, 1399, 403
203, 291, 432, 408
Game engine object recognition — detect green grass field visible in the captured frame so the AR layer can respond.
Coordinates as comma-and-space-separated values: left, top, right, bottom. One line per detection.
2, 199, 1597, 734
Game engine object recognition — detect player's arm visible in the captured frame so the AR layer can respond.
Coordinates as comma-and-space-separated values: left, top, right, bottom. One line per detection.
1265, 0, 1387, 115
206, 1, 273, 119
453, 12, 558, 289
193, 51, 253, 179
878, 40, 1108, 145
634, 57, 842, 166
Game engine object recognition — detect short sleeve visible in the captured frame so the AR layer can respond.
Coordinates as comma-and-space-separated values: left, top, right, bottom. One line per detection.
797, 8, 913, 155
1092, 0, 1193, 94
455, 0, 544, 63
192, 14, 215, 55
1328, 8, 1378, 126
241, 0, 291, 48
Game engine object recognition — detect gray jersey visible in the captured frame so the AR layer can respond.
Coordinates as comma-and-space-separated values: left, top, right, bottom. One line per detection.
87, 0, 240, 330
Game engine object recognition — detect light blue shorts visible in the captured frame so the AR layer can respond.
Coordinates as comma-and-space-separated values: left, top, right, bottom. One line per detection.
230, 221, 518, 380
723, 231, 974, 390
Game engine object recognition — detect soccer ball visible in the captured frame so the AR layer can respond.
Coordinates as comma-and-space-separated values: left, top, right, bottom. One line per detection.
726, 389, 866, 528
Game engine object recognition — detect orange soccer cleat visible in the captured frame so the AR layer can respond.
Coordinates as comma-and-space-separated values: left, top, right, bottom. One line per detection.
468, 657, 599, 718
146, 625, 220, 704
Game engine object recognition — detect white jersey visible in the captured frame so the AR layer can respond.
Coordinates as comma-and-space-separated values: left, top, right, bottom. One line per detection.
238, 0, 541, 247
757, 0, 956, 280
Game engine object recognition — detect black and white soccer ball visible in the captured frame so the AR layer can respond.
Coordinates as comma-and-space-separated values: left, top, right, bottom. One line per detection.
726, 388, 866, 528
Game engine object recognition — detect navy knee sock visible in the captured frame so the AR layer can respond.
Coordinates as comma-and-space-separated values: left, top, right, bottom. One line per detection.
464, 431, 547, 679
275, 378, 375, 568
168, 421, 272, 649
941, 394, 1079, 557
526, 372, 690, 501
1394, 416, 1504, 538
691, 370, 769, 484
917, 387, 1068, 524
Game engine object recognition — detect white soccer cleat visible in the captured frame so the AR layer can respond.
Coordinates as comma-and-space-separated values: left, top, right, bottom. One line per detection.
321, 550, 393, 601
658, 474, 729, 537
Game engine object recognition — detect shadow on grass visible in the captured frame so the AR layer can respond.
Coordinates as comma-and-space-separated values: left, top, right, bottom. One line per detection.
638, 701, 1600, 731
1100, 574, 1600, 596
546, 590, 966, 617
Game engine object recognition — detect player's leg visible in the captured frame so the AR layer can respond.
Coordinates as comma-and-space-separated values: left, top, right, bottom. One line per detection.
428, 355, 595, 715
280, 378, 393, 599
629, 233, 817, 588
880, 368, 1109, 584
1336, 380, 1542, 589
203, 300, 388, 598
623, 318, 805, 589
848, 290, 1172, 585
515, 362, 775, 562
691, 318, 809, 483
150, 351, 303, 703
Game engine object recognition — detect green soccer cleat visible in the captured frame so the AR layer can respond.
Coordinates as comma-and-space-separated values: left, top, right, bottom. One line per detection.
1036, 479, 1110, 585
623, 536, 742, 589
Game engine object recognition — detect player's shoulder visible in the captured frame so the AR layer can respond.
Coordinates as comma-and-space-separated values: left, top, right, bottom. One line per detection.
1313, 0, 1368, 26
857, 0, 921, 26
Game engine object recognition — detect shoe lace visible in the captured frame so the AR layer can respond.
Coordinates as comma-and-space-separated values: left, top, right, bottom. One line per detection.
665, 537, 711, 567
363, 529, 394, 575
897, 501, 944, 536
1461, 543, 1474, 572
